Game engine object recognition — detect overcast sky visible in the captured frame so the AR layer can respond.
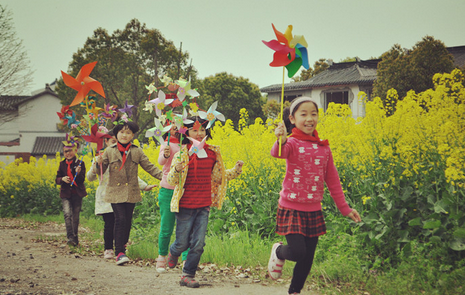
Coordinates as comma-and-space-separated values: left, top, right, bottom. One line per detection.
3, 0, 465, 95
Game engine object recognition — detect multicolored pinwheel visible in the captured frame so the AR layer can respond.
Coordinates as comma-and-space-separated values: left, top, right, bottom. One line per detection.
145, 118, 171, 144
62, 133, 79, 148
198, 101, 225, 129
64, 111, 80, 128
187, 136, 207, 158
262, 23, 310, 78
81, 123, 112, 152
101, 104, 118, 122
61, 61, 106, 106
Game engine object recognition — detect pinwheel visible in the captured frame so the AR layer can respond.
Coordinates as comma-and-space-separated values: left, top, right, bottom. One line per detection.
62, 133, 79, 148
81, 123, 112, 152
88, 103, 103, 118
176, 78, 200, 102
263, 23, 309, 155
61, 61, 106, 107
187, 136, 207, 158
145, 82, 157, 94
198, 101, 225, 129
148, 90, 174, 117
262, 23, 309, 78
173, 108, 194, 130
101, 104, 118, 122
145, 118, 171, 144
64, 111, 80, 128
118, 100, 135, 118
57, 105, 72, 122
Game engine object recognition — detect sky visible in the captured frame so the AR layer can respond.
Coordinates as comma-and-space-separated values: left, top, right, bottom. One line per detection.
3, 0, 465, 95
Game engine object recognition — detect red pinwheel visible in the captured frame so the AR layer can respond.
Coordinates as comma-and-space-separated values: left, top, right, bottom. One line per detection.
81, 123, 112, 152
61, 61, 106, 107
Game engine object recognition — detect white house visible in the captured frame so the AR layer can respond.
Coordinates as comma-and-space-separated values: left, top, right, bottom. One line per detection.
0, 84, 66, 164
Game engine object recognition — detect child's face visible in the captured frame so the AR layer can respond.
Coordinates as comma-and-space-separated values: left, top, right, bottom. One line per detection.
63, 146, 77, 160
105, 136, 117, 147
188, 126, 206, 142
169, 125, 178, 137
289, 102, 319, 135
117, 127, 134, 144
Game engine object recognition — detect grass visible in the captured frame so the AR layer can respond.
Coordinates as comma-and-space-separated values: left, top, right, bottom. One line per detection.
9, 214, 465, 295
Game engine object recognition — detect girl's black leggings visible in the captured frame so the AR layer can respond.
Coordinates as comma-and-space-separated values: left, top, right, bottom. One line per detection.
276, 234, 319, 294
111, 202, 135, 255
102, 212, 115, 250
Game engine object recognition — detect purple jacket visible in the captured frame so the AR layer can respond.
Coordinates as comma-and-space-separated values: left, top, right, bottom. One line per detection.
56, 157, 87, 199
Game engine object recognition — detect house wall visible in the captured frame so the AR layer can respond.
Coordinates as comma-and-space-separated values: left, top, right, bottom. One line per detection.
0, 110, 20, 142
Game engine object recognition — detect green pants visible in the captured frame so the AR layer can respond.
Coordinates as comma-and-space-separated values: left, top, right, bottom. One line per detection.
158, 187, 187, 260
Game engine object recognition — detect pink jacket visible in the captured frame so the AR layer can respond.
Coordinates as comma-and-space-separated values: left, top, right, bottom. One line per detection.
271, 138, 352, 216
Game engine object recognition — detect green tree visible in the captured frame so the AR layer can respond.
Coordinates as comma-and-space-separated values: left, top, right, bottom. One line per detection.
197, 72, 264, 125
373, 36, 454, 106
56, 19, 197, 140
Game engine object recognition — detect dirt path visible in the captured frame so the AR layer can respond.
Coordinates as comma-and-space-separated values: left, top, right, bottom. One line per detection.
0, 219, 319, 295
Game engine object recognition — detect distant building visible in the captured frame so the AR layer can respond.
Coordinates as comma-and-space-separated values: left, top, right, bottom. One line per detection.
0, 84, 66, 164
260, 46, 465, 118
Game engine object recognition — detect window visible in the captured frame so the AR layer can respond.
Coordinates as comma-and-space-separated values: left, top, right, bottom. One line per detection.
324, 91, 349, 110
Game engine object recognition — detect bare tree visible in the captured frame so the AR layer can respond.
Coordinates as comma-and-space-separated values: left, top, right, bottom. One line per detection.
0, 5, 34, 95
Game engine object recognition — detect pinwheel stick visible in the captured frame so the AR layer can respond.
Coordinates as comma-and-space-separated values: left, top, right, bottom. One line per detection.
279, 66, 285, 156
167, 132, 171, 145
70, 157, 84, 187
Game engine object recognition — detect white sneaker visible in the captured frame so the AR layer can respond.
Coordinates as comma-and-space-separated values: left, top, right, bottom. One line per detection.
104, 249, 114, 259
268, 242, 285, 280
156, 256, 167, 273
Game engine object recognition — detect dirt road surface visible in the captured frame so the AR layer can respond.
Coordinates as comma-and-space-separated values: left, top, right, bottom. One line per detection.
0, 219, 319, 295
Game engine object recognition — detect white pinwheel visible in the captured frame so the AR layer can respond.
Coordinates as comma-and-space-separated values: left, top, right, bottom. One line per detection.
148, 90, 174, 117
173, 107, 194, 130
176, 78, 200, 102
198, 101, 225, 129
145, 118, 171, 144
187, 136, 207, 158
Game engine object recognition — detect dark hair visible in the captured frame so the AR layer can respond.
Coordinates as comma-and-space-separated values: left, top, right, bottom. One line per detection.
283, 97, 318, 134
112, 121, 139, 136
180, 116, 212, 144
107, 128, 115, 137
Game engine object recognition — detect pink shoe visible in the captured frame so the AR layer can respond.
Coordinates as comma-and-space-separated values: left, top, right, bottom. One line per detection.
268, 242, 285, 280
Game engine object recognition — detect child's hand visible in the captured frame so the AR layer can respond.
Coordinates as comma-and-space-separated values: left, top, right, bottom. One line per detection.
234, 160, 244, 174
75, 165, 81, 174
163, 146, 171, 158
275, 121, 287, 144
348, 209, 361, 223
62, 176, 71, 184
95, 154, 103, 165
175, 162, 183, 173
144, 184, 157, 191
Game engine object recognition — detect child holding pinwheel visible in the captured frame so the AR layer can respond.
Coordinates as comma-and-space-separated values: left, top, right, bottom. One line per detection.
166, 116, 244, 288
55, 135, 87, 247
95, 119, 163, 265
87, 128, 156, 260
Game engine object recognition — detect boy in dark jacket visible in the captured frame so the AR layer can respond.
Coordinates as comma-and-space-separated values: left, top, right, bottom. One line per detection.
55, 140, 87, 246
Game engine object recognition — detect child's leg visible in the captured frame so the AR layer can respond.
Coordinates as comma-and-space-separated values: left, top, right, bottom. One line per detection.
69, 195, 83, 244
158, 188, 175, 256
277, 234, 319, 294
61, 198, 74, 242
182, 207, 209, 277
170, 208, 195, 257
102, 213, 115, 250
112, 203, 135, 255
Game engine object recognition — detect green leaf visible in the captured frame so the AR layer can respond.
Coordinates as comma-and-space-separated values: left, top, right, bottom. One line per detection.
423, 219, 441, 229
408, 217, 422, 226
449, 237, 465, 251
433, 199, 448, 214
397, 230, 410, 243
453, 228, 465, 239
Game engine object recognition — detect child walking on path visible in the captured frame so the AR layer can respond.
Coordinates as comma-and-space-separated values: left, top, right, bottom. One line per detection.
269, 97, 361, 295
155, 125, 188, 273
97, 121, 163, 265
87, 129, 155, 260
166, 117, 244, 288
55, 139, 87, 247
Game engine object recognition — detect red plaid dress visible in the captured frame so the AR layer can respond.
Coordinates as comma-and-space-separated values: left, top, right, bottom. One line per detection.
275, 204, 326, 237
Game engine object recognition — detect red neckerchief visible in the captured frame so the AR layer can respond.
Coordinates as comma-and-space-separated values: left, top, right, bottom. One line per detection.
166, 137, 180, 144
290, 128, 329, 146
66, 158, 75, 179
117, 142, 132, 171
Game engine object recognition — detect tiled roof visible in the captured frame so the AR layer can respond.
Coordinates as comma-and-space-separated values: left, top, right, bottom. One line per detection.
447, 46, 465, 68
260, 59, 380, 93
0, 95, 30, 111
31, 137, 65, 156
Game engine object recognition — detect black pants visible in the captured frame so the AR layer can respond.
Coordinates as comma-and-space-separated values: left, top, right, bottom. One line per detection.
276, 234, 319, 294
61, 194, 82, 244
111, 203, 135, 255
102, 213, 115, 250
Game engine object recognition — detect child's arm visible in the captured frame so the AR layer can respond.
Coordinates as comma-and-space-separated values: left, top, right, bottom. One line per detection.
270, 122, 291, 158
224, 160, 244, 181
167, 152, 183, 186
86, 157, 99, 182
56, 164, 66, 185
137, 177, 157, 191
158, 144, 170, 165
139, 151, 163, 180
